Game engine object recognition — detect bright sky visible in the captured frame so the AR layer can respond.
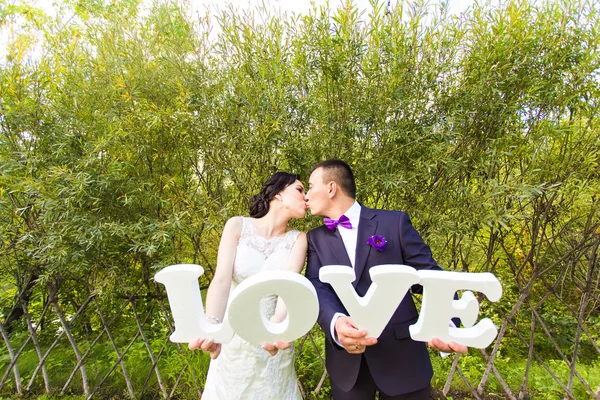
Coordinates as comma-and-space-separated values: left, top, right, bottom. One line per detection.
21, 0, 476, 16
188, 0, 476, 17
1, 0, 476, 63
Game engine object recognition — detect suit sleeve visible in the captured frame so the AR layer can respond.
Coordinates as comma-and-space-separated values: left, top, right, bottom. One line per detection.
398, 212, 442, 274
399, 212, 461, 327
305, 231, 348, 343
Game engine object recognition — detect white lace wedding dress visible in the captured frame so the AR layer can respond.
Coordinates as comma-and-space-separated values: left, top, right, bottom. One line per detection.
201, 218, 303, 400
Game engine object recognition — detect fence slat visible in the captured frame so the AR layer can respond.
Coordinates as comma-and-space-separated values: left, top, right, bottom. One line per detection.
52, 301, 90, 396
22, 302, 50, 393
155, 288, 203, 398
131, 301, 168, 399
0, 322, 22, 395
443, 352, 460, 396
93, 297, 136, 398
25, 294, 94, 391
1, 301, 51, 391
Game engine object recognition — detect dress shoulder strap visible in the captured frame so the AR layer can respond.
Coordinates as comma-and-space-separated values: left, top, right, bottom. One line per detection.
239, 217, 252, 238
283, 230, 301, 249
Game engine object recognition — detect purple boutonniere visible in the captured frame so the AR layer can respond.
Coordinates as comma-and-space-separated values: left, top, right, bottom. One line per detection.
367, 235, 387, 252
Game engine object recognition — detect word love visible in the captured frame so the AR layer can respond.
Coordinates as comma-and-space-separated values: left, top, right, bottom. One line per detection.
155, 264, 502, 348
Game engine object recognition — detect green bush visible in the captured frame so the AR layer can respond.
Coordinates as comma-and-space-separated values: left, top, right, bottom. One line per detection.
1, 0, 598, 397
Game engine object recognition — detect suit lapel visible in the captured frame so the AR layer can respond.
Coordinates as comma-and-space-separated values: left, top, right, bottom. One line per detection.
353, 206, 378, 288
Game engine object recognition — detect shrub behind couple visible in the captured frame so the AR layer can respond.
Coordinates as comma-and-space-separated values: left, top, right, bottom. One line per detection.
190, 159, 467, 400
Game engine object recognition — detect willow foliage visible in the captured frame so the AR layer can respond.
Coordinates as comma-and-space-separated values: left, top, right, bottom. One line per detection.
1, 0, 599, 397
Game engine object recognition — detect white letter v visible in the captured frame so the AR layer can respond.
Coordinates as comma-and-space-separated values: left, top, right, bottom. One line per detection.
319, 264, 420, 338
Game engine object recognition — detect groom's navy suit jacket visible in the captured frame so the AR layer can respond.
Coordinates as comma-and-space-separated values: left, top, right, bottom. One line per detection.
306, 205, 440, 396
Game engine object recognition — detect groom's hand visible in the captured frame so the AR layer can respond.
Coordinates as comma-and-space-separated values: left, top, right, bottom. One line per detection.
428, 338, 468, 354
335, 316, 377, 354
188, 337, 222, 359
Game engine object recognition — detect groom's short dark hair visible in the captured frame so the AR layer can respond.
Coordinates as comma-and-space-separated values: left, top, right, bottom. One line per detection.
312, 159, 356, 199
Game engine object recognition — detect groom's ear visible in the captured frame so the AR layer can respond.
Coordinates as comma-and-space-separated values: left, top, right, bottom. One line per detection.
328, 181, 336, 198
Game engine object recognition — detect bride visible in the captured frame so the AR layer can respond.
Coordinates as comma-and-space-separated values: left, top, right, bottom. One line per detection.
189, 172, 308, 400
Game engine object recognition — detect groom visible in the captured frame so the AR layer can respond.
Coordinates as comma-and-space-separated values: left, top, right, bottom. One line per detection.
305, 159, 467, 399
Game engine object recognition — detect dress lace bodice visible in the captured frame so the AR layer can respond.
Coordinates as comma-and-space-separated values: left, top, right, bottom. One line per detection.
232, 218, 300, 286
238, 217, 299, 256
201, 217, 302, 400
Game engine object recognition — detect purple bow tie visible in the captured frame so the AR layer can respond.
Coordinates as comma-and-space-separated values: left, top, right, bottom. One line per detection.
324, 215, 352, 231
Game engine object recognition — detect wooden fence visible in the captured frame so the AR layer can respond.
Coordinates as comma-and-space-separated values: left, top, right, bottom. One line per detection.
1, 270, 600, 399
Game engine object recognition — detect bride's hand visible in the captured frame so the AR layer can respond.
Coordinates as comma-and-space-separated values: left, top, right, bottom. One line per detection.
262, 341, 292, 357
189, 337, 222, 359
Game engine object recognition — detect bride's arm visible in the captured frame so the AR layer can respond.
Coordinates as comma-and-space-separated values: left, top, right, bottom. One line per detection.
271, 232, 307, 323
204, 216, 242, 321
189, 217, 241, 357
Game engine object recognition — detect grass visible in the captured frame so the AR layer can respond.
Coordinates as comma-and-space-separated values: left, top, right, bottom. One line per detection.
430, 349, 600, 399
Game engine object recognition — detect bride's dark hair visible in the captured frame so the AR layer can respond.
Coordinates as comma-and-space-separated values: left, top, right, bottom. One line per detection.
249, 172, 300, 218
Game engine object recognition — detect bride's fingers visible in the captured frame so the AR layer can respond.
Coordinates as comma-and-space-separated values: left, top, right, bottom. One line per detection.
274, 341, 292, 350
188, 337, 204, 351
261, 342, 279, 356
209, 344, 222, 359
200, 338, 215, 352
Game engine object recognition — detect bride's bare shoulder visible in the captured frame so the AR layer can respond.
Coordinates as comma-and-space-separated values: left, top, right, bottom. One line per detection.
223, 216, 244, 236
291, 231, 307, 245
227, 216, 244, 224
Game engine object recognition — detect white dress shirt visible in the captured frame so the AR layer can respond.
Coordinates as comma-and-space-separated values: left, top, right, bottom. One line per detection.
336, 201, 361, 268
329, 201, 361, 344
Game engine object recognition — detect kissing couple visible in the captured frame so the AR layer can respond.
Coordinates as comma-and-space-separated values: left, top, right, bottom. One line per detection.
189, 159, 467, 400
